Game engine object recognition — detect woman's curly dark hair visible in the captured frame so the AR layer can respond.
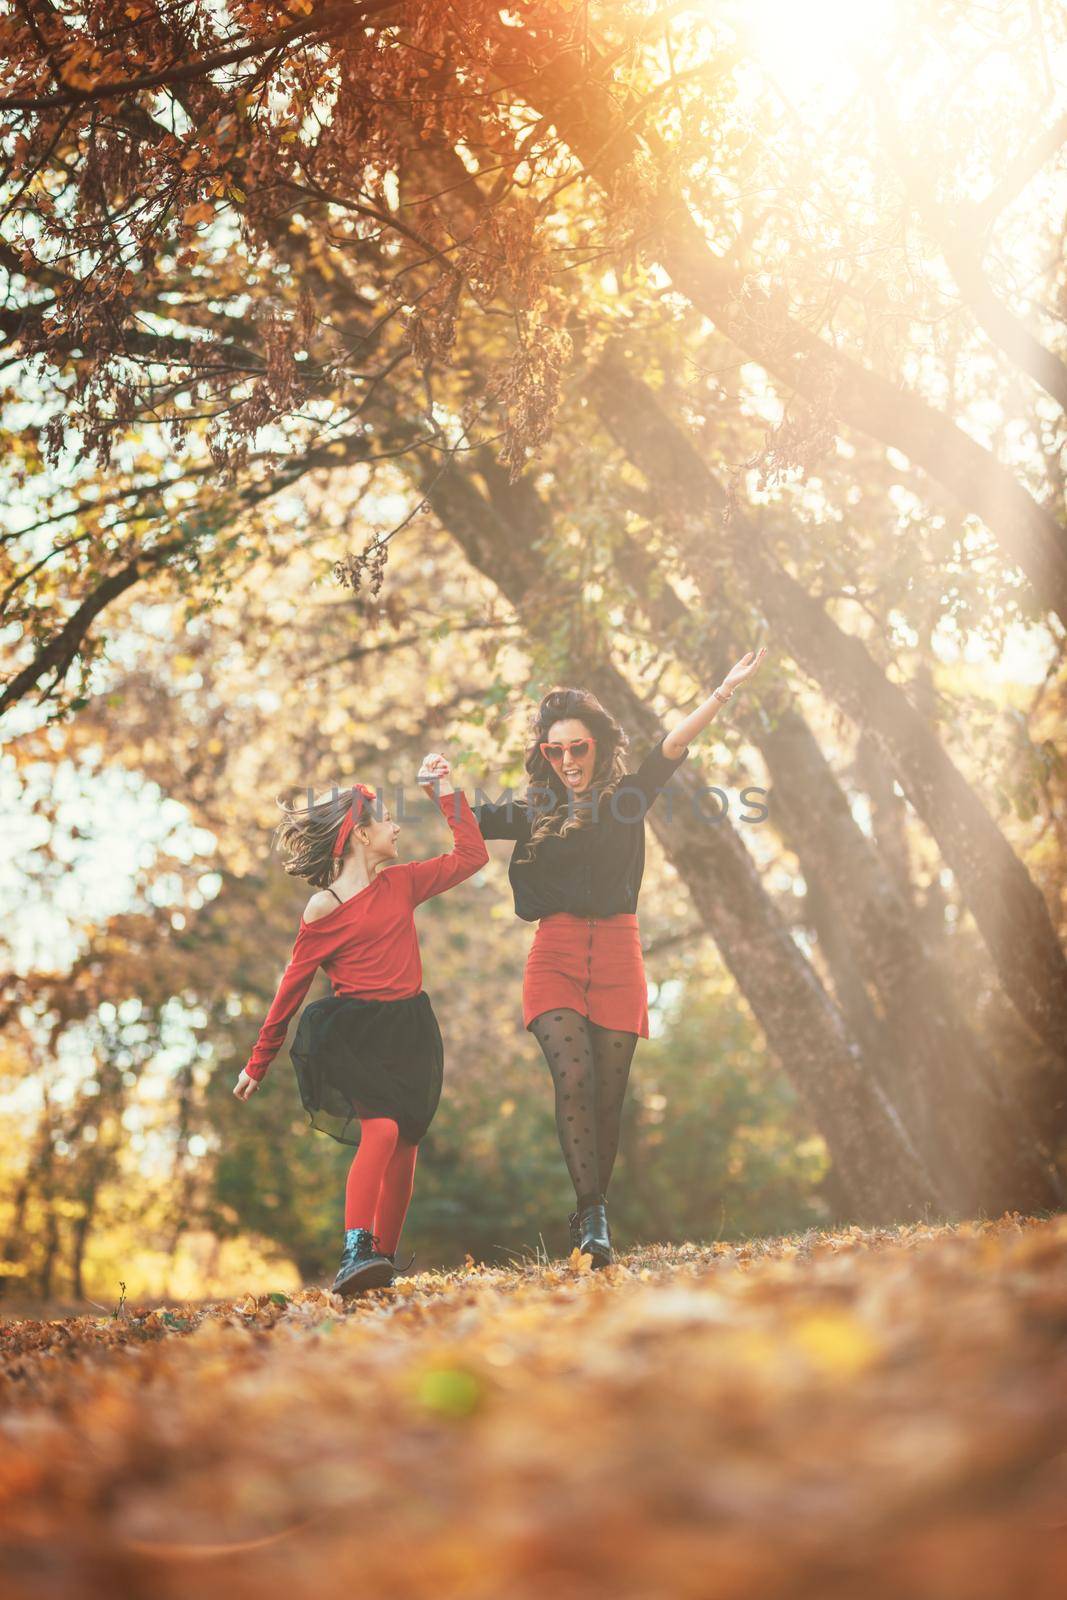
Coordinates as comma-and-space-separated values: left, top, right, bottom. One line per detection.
513, 687, 628, 868
272, 784, 376, 890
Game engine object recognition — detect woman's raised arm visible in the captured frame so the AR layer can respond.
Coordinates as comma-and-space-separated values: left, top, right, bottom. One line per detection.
661, 646, 768, 759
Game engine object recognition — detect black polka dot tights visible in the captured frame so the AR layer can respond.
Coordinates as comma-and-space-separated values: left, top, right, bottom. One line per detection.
528, 1007, 639, 1210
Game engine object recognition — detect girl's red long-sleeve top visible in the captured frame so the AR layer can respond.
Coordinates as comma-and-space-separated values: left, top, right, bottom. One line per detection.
243, 788, 488, 1081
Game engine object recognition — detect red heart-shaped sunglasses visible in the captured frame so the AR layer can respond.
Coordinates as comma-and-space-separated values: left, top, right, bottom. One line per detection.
540, 737, 596, 765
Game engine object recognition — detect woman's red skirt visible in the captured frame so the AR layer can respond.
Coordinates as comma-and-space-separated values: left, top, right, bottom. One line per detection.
523, 912, 649, 1037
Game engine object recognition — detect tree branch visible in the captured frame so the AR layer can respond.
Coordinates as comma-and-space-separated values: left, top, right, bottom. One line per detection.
0, 2, 396, 112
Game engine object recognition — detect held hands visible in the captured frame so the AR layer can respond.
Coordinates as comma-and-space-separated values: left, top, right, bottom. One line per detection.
418, 751, 454, 797
719, 646, 768, 699
233, 1070, 260, 1102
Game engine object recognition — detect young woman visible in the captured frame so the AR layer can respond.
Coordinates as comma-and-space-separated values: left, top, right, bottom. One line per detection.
233, 753, 488, 1296
471, 650, 767, 1268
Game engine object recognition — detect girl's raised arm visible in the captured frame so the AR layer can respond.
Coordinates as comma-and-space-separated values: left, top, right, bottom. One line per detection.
397, 754, 489, 907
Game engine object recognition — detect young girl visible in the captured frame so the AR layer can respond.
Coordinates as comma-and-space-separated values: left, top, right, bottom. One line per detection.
471, 651, 767, 1267
233, 753, 488, 1296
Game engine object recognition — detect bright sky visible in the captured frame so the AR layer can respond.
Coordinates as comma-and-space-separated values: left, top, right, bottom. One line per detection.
2, 748, 219, 976
738, 0, 899, 103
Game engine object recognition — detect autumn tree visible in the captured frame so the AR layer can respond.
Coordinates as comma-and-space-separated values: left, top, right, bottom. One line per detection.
3, 1, 1065, 1259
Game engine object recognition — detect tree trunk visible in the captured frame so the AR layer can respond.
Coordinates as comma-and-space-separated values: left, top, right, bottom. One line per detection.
0, 1172, 31, 1302
419, 448, 944, 1222
70, 1173, 99, 1302
853, 730, 916, 913
603, 513, 1060, 1209
585, 349, 1067, 1132
759, 711, 1062, 1212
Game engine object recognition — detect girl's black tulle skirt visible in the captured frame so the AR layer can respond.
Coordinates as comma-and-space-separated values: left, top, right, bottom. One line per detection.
289, 990, 443, 1148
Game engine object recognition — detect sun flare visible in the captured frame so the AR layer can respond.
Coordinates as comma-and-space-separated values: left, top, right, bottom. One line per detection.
739, 0, 900, 102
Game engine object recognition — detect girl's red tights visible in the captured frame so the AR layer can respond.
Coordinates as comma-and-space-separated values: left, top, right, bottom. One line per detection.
343, 1116, 419, 1255
374, 1138, 418, 1256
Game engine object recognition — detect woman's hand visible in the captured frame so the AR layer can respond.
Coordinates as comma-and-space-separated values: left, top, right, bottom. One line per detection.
720, 646, 768, 696
233, 1070, 260, 1101
418, 751, 454, 796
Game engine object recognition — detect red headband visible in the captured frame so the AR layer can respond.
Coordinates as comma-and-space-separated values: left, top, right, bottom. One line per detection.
331, 783, 378, 858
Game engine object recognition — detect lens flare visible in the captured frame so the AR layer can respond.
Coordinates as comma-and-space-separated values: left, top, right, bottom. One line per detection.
740, 0, 899, 102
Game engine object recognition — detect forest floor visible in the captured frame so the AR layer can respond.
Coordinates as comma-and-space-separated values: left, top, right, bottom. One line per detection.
1, 1215, 1066, 1600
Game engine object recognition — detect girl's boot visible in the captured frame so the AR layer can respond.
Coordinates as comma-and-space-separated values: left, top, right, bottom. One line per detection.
332, 1228, 395, 1296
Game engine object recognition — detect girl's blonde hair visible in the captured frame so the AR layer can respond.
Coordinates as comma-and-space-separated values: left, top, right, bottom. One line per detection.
272, 785, 376, 889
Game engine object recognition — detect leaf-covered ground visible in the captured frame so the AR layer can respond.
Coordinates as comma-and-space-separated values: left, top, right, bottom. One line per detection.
2, 1216, 1066, 1600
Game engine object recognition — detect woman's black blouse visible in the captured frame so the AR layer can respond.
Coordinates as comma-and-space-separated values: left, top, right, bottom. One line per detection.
471, 732, 690, 922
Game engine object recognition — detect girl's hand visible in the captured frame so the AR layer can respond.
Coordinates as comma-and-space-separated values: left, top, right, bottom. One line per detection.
418, 752, 454, 796
233, 1070, 260, 1101
721, 646, 768, 696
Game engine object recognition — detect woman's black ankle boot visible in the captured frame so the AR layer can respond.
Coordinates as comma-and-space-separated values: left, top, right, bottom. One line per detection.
577, 1197, 613, 1269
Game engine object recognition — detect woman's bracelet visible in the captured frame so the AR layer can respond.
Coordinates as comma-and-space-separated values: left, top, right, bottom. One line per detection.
712, 685, 733, 706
